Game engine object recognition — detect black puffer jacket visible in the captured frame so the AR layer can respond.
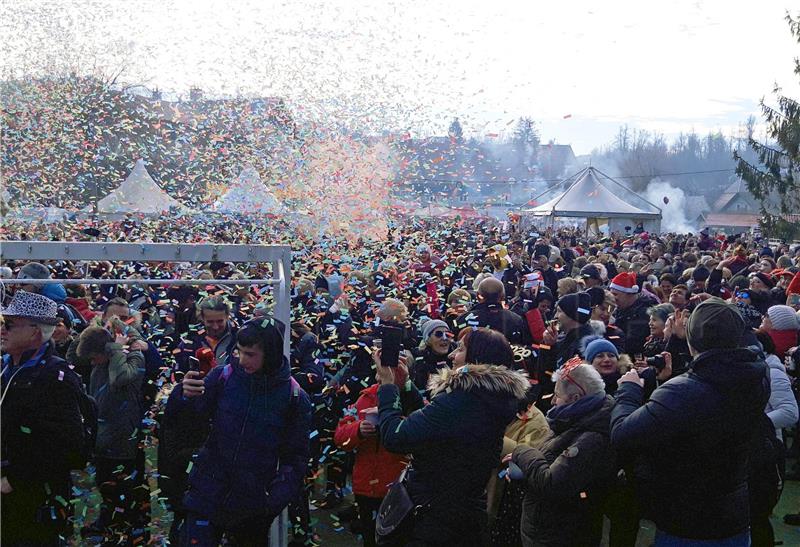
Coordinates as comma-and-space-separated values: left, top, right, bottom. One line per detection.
455, 302, 531, 345
378, 364, 529, 544
0, 342, 85, 541
611, 348, 770, 540
513, 395, 617, 547
612, 293, 658, 355
410, 345, 453, 393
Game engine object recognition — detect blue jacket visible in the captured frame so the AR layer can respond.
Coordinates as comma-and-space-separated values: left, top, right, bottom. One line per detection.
378, 364, 528, 543
611, 348, 770, 540
167, 357, 312, 524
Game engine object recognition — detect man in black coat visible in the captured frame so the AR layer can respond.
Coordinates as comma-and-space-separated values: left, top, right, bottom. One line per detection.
1, 291, 85, 545
610, 298, 770, 544
455, 277, 530, 345
609, 272, 658, 356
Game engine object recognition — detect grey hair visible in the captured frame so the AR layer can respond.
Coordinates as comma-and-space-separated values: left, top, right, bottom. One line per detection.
554, 364, 606, 398
36, 323, 56, 342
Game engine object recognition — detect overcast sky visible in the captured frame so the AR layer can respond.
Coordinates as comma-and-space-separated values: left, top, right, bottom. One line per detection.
2, 0, 798, 153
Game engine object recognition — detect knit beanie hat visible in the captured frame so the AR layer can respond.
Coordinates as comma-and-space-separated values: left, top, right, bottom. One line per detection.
314, 274, 329, 292
767, 305, 800, 331
692, 266, 710, 282
19, 262, 51, 280
752, 272, 775, 289
535, 286, 554, 305
787, 271, 800, 295
586, 286, 606, 308
609, 272, 639, 294
421, 319, 449, 341
557, 292, 592, 324
582, 335, 619, 363
687, 297, 745, 352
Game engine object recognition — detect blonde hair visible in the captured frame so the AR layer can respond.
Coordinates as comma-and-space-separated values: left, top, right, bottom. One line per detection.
557, 277, 578, 296
447, 288, 471, 307
473, 272, 493, 291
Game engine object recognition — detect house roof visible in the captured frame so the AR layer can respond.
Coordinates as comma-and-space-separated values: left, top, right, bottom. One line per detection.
522, 167, 662, 219
701, 212, 760, 228
713, 178, 757, 212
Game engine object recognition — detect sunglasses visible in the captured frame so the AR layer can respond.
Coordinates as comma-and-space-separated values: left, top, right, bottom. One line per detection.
431, 330, 450, 339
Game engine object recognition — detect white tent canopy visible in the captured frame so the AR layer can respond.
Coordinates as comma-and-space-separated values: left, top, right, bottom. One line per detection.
524, 167, 662, 219
522, 167, 661, 234
213, 166, 282, 214
95, 159, 188, 214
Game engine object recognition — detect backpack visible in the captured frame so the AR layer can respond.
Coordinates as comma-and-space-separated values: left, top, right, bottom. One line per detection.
75, 387, 99, 468
46, 360, 99, 469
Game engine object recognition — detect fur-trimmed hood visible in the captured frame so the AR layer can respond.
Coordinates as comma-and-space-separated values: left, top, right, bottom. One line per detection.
427, 364, 529, 400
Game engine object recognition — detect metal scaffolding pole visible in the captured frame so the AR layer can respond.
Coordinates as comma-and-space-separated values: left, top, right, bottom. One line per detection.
0, 241, 292, 546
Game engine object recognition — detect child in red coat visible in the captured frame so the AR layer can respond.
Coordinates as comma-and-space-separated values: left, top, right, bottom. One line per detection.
334, 372, 424, 546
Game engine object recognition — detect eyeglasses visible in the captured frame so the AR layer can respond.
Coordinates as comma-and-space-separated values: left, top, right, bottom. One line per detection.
431, 330, 450, 339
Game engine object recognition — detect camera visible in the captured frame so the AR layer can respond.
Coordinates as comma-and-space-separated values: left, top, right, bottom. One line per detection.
646, 355, 667, 371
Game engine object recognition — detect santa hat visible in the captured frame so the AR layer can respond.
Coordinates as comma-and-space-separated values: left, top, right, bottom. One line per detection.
787, 271, 800, 296
609, 272, 640, 294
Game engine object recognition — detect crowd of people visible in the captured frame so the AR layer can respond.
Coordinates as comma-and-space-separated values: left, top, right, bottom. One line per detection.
2, 213, 800, 547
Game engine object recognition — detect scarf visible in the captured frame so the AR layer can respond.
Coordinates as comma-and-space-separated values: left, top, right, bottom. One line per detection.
546, 392, 606, 426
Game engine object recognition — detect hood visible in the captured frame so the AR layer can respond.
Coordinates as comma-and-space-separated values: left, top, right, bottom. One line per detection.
691, 348, 769, 407
65, 297, 90, 311
427, 363, 529, 400
40, 283, 67, 303
589, 320, 607, 336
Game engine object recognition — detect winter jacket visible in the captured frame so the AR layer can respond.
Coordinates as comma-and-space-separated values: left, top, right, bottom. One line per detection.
0, 342, 85, 541
543, 323, 595, 373
167, 357, 312, 525
611, 348, 770, 540
513, 395, 617, 547
89, 342, 145, 460
487, 405, 551, 523
66, 296, 98, 322
334, 383, 422, 498
765, 354, 799, 440
174, 323, 238, 374
612, 293, 658, 356
455, 302, 531, 345
377, 364, 528, 544
290, 331, 324, 395
410, 345, 453, 393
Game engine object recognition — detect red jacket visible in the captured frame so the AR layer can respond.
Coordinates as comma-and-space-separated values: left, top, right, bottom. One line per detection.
65, 297, 98, 322
334, 384, 409, 498
769, 329, 798, 361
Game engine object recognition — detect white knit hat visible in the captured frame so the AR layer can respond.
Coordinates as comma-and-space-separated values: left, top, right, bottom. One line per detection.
767, 305, 800, 331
